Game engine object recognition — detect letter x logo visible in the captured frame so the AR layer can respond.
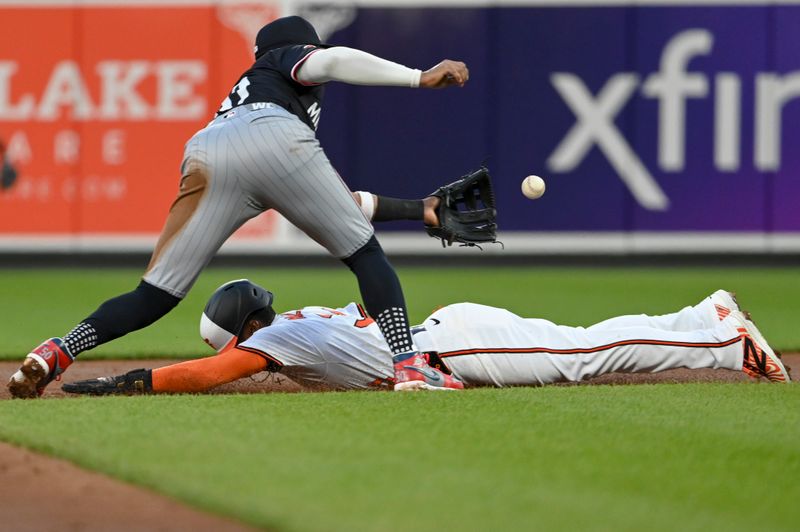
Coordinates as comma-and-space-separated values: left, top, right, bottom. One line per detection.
547, 73, 669, 211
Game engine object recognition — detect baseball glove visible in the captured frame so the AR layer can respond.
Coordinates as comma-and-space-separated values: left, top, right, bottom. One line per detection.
426, 166, 499, 247
62, 369, 153, 395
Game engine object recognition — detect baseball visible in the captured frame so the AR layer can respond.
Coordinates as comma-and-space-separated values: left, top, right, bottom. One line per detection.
521, 175, 546, 200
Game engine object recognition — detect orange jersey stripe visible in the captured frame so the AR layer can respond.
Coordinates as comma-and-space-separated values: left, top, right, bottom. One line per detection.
438, 336, 742, 358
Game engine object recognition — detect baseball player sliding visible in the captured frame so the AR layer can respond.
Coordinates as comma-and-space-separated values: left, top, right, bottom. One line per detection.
62, 280, 791, 395
9, 16, 472, 398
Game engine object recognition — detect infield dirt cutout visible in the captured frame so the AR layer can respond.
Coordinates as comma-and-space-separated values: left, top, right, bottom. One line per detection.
1, 356, 797, 531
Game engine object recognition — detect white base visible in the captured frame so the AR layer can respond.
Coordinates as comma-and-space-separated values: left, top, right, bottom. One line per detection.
394, 381, 460, 391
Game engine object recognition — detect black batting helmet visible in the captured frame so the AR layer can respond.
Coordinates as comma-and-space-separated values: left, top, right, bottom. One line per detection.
200, 279, 276, 352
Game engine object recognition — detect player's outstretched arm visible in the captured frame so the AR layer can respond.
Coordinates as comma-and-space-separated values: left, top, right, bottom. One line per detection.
296, 47, 468, 89
353, 167, 498, 247
62, 348, 268, 395
151, 348, 267, 393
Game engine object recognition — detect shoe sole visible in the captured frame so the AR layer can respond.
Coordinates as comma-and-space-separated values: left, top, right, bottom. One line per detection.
394, 381, 461, 392
732, 311, 791, 383
7, 358, 47, 399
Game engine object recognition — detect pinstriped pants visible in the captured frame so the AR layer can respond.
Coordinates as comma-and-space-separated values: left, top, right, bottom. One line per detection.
143, 104, 374, 298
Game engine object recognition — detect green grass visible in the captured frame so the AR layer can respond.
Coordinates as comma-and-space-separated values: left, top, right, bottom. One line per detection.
0, 384, 798, 531
2, 267, 799, 530
0, 267, 798, 358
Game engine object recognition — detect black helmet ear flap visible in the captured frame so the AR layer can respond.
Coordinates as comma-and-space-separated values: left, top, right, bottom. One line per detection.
200, 279, 275, 352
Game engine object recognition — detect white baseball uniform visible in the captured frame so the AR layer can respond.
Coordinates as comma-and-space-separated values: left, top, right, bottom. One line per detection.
236, 295, 744, 389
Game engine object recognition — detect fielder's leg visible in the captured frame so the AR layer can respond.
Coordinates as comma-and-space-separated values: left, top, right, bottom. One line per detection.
8, 124, 262, 398
240, 108, 462, 390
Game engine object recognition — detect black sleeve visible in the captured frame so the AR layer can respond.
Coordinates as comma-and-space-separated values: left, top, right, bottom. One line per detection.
267, 45, 323, 86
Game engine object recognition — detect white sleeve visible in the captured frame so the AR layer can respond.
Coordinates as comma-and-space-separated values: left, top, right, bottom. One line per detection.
295, 47, 421, 88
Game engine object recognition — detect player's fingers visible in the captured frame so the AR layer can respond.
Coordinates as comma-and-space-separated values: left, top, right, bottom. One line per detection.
426, 60, 467, 88
449, 62, 468, 85
438, 60, 458, 77
444, 72, 460, 86
446, 66, 464, 85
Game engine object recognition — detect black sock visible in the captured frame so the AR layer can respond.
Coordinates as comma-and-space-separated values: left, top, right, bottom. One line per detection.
63, 280, 181, 357
343, 236, 416, 356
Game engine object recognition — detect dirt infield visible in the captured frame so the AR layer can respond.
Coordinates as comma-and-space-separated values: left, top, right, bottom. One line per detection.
1, 355, 796, 531
0, 442, 261, 532
3, 355, 797, 400
0, 360, 304, 400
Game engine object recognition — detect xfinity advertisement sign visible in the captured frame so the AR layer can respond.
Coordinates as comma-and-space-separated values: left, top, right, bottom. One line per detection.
320, 3, 800, 242
0, 1, 797, 254
548, 28, 798, 212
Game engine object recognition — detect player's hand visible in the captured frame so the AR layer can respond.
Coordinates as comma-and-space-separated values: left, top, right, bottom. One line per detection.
420, 60, 469, 89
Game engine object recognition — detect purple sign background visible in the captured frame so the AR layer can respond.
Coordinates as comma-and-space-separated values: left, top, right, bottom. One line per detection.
316, 6, 800, 232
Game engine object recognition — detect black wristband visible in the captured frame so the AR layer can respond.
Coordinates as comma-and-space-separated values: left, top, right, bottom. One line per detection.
373, 196, 424, 222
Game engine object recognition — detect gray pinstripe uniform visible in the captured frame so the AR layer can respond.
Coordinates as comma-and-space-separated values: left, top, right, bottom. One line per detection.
144, 103, 374, 298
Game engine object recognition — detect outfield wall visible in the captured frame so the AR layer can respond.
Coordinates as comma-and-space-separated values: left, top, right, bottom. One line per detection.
0, 0, 798, 255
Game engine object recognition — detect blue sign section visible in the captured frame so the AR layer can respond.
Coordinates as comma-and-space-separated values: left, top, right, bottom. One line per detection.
631, 7, 769, 231
773, 6, 800, 231
316, 5, 800, 233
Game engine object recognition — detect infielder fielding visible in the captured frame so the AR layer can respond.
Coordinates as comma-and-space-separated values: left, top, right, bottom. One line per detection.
62, 281, 791, 395
9, 16, 474, 398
